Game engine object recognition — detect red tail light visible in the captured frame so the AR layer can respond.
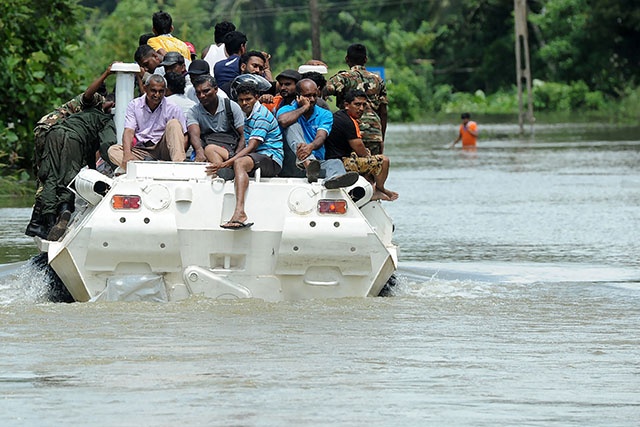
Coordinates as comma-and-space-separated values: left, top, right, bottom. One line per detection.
318, 199, 347, 214
111, 195, 141, 210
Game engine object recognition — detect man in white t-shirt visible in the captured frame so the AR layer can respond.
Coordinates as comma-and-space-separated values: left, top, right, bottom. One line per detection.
202, 21, 236, 78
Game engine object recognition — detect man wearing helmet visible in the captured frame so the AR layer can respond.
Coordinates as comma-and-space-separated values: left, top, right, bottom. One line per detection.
220, 51, 274, 97
207, 82, 283, 230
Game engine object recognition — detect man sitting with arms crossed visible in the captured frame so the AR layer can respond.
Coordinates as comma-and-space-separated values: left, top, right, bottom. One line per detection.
108, 74, 191, 169
205, 82, 284, 230
325, 89, 398, 201
276, 79, 358, 188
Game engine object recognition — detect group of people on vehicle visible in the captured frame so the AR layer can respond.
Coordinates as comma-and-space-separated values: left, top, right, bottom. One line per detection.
25, 10, 399, 238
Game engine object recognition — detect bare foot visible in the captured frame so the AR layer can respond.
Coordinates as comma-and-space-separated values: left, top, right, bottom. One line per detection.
383, 189, 399, 201
372, 190, 391, 201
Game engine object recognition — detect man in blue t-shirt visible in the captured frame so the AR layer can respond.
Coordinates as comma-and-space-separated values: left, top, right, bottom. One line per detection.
213, 31, 247, 93
206, 82, 283, 230
276, 79, 358, 189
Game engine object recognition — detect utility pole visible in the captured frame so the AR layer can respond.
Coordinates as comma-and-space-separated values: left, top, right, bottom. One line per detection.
514, 0, 534, 134
310, 0, 322, 60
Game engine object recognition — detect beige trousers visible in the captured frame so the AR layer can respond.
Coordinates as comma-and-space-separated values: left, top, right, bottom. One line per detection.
108, 119, 186, 168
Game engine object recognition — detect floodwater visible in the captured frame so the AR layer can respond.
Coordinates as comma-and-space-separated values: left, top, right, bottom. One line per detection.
1, 122, 639, 426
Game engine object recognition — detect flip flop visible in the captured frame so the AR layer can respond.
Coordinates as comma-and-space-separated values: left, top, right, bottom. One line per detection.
220, 220, 254, 230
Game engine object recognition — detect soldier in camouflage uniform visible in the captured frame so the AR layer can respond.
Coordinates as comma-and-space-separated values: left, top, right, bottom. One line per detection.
324, 43, 388, 155
32, 78, 109, 186
26, 65, 115, 240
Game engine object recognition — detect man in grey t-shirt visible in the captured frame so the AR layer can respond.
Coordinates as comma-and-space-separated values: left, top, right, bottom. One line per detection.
186, 75, 245, 174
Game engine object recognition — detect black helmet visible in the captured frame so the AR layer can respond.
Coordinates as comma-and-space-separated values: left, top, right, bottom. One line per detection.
230, 74, 272, 100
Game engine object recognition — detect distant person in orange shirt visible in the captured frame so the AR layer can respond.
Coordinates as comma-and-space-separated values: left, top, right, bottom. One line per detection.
450, 112, 478, 148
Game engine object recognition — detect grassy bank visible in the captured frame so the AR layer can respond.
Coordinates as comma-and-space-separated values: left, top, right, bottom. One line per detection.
411, 84, 640, 125
0, 177, 35, 207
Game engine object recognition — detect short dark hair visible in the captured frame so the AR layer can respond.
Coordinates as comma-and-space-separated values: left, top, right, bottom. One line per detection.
165, 72, 186, 95
223, 31, 247, 55
134, 44, 155, 63
344, 89, 367, 104
346, 43, 367, 65
461, 112, 471, 119
214, 21, 236, 44
236, 82, 259, 97
152, 11, 172, 34
240, 51, 266, 67
193, 74, 217, 89
139, 32, 155, 46
301, 71, 326, 90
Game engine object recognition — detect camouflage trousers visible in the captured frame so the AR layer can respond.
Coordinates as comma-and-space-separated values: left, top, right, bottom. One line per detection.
359, 110, 383, 155
32, 127, 49, 198
37, 127, 95, 215
33, 126, 48, 173
342, 151, 384, 176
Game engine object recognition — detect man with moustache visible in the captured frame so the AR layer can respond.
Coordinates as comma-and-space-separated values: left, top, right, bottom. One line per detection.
325, 89, 398, 201
276, 79, 358, 188
187, 74, 245, 174
261, 68, 301, 114
219, 50, 274, 97
325, 43, 388, 155
108, 74, 188, 170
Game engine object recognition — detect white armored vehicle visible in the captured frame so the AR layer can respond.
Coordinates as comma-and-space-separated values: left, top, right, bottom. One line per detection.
34, 64, 398, 302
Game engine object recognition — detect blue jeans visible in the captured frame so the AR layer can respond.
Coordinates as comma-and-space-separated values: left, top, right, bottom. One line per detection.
282, 123, 346, 179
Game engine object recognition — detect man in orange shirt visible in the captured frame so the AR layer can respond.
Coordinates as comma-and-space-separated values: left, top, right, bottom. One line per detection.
450, 112, 478, 148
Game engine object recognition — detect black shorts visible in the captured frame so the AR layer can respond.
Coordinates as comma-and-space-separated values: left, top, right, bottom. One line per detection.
247, 153, 282, 177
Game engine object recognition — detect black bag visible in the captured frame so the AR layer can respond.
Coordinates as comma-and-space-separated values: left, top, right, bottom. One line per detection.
201, 98, 241, 156
202, 132, 238, 156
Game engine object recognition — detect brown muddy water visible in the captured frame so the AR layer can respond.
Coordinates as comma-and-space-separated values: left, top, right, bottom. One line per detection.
1, 122, 639, 426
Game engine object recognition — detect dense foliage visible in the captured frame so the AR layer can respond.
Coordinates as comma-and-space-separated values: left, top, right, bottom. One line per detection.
0, 0, 83, 175
0, 0, 638, 176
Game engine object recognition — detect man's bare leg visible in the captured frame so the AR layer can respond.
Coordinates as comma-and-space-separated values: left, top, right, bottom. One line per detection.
221, 156, 255, 229
373, 156, 398, 201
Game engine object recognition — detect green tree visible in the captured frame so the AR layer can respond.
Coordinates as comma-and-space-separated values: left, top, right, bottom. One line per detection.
529, 0, 640, 94
429, 0, 516, 93
0, 0, 84, 172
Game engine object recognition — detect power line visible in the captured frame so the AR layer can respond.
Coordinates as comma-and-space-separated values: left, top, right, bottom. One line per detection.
234, 0, 428, 19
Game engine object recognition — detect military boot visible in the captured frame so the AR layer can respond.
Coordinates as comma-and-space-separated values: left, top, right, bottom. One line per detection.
46, 205, 73, 241
25, 202, 49, 238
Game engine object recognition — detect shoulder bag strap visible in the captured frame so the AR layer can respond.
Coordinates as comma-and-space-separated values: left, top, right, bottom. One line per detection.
224, 97, 240, 140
